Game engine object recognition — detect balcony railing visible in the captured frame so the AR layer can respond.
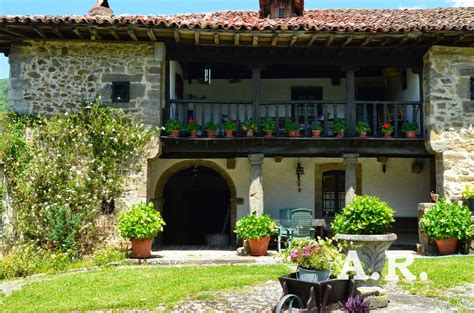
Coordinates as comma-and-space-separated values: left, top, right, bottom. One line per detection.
166, 99, 424, 138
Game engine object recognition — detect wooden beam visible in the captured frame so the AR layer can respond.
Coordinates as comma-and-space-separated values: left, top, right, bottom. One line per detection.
380, 37, 390, 46
147, 28, 157, 41
397, 37, 408, 46
32, 26, 47, 38
109, 28, 120, 41
324, 35, 334, 47
453, 34, 465, 45
194, 31, 200, 44
0, 27, 25, 38
252, 33, 259, 46
341, 36, 352, 47
271, 34, 279, 46
88, 27, 102, 40
72, 27, 84, 39
234, 33, 240, 46
127, 27, 138, 41
360, 36, 371, 47
307, 34, 318, 47
52, 26, 64, 39
174, 30, 180, 43
289, 35, 298, 47
214, 33, 219, 45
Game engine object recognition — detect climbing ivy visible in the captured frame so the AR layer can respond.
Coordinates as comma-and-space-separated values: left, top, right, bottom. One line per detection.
0, 100, 153, 254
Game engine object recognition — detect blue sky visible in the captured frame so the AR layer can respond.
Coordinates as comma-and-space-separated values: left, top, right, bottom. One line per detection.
0, 0, 471, 78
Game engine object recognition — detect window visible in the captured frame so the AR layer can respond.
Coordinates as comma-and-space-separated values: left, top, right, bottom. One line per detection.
322, 170, 345, 217
111, 81, 130, 102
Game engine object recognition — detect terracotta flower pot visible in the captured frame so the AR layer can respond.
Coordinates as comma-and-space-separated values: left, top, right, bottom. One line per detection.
405, 131, 417, 138
288, 130, 298, 137
265, 131, 273, 137
170, 130, 180, 138
190, 130, 197, 138
358, 131, 367, 138
312, 130, 321, 138
382, 131, 392, 138
248, 237, 270, 256
225, 130, 234, 138
131, 239, 153, 258
336, 131, 344, 138
207, 130, 216, 138
435, 238, 458, 255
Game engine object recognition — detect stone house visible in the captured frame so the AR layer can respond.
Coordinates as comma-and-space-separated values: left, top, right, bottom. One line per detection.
0, 1, 473, 247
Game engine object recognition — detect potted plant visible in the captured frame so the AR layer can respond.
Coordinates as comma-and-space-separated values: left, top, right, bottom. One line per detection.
241, 119, 258, 137
380, 123, 394, 138
332, 195, 396, 284
164, 119, 183, 138
331, 119, 348, 138
117, 202, 166, 258
262, 118, 276, 137
462, 185, 474, 213
285, 119, 300, 137
339, 296, 371, 313
223, 117, 237, 138
186, 118, 200, 138
356, 121, 371, 138
289, 238, 345, 282
234, 212, 278, 256
312, 122, 322, 138
204, 121, 218, 138
401, 122, 418, 138
419, 197, 473, 255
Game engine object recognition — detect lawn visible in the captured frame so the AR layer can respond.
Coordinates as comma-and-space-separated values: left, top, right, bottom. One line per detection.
1, 264, 290, 312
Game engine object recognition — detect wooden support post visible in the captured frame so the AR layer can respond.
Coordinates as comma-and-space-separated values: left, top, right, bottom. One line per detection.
127, 27, 138, 41
252, 67, 262, 125
147, 28, 157, 41
345, 68, 356, 137
33, 26, 47, 38
110, 28, 120, 41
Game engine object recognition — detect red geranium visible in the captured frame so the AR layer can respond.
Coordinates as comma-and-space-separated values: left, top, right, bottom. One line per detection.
381, 123, 394, 132
187, 118, 200, 131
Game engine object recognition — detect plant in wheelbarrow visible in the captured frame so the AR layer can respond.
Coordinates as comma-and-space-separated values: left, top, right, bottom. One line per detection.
331, 195, 396, 286
289, 238, 346, 282
118, 202, 166, 258
234, 212, 278, 256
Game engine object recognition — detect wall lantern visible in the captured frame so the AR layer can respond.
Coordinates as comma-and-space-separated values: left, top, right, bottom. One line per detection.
412, 160, 424, 174
204, 66, 212, 84
296, 161, 305, 192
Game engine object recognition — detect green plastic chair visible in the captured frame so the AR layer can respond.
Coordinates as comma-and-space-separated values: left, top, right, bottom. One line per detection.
277, 208, 314, 252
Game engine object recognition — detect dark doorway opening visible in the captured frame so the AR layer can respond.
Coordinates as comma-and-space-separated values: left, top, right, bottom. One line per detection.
162, 166, 231, 245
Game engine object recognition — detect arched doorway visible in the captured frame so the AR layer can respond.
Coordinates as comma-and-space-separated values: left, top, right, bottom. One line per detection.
160, 165, 232, 246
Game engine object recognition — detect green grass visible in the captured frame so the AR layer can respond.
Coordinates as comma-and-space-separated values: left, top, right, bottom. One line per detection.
1, 264, 290, 312
0, 78, 7, 111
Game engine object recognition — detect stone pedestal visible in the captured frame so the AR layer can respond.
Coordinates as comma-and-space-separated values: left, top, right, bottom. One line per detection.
248, 154, 264, 216
343, 154, 359, 204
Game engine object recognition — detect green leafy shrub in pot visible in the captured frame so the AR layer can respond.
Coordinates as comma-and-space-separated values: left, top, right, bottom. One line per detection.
262, 118, 276, 132
331, 119, 348, 133
331, 195, 395, 235
117, 202, 166, 240
164, 119, 183, 133
356, 121, 371, 133
401, 122, 419, 132
234, 212, 277, 240
204, 121, 218, 131
284, 119, 300, 132
419, 198, 472, 240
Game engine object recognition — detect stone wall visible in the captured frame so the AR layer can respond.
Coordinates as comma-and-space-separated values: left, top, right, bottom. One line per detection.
423, 46, 474, 200
8, 40, 164, 128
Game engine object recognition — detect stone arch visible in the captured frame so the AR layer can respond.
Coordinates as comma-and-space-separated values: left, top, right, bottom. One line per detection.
154, 160, 237, 242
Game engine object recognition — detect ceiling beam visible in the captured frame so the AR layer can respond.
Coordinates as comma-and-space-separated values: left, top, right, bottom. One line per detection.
127, 27, 138, 41
52, 26, 64, 39
289, 35, 298, 47
110, 28, 120, 41
252, 33, 259, 46
214, 33, 219, 45
271, 34, 279, 46
72, 27, 84, 40
307, 34, 319, 47
194, 31, 200, 44
174, 30, 180, 43
147, 28, 157, 41
324, 35, 334, 47
88, 27, 102, 40
0, 27, 25, 38
341, 36, 352, 46
360, 36, 371, 47
234, 33, 240, 46
32, 26, 47, 39
397, 37, 408, 46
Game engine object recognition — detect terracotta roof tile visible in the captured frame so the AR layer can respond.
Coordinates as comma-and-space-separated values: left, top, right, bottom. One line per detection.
1, 8, 473, 33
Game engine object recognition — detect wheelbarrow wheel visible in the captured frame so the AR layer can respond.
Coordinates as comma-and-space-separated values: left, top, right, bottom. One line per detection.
274, 294, 304, 313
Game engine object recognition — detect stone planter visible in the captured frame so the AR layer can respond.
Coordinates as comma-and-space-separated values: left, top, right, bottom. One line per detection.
336, 233, 397, 285
297, 267, 331, 282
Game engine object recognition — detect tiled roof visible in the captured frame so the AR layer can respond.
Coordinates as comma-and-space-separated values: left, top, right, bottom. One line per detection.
1, 8, 473, 33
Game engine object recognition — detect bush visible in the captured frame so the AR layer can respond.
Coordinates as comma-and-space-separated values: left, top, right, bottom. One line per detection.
331, 195, 395, 235
117, 202, 166, 240
92, 248, 126, 266
234, 212, 278, 240
419, 198, 472, 240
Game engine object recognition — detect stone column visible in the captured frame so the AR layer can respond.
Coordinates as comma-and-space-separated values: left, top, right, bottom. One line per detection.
248, 154, 264, 216
343, 154, 359, 204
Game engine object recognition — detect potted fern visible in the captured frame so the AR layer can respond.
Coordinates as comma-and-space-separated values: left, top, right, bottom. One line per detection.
285, 119, 300, 137
234, 212, 278, 256
118, 202, 166, 258
356, 121, 371, 138
331, 119, 348, 138
262, 118, 276, 137
223, 118, 237, 138
401, 122, 418, 138
419, 198, 472, 255
204, 121, 218, 138
186, 118, 200, 138
164, 119, 183, 138
312, 122, 322, 138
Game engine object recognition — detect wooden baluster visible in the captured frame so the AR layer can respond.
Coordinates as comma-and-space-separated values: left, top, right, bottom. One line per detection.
210, 103, 215, 124
333, 104, 338, 120
275, 104, 280, 134
244, 104, 249, 121
201, 103, 205, 127
394, 104, 399, 138
372, 104, 377, 136
323, 104, 329, 135
304, 103, 309, 137
265, 104, 269, 119
227, 103, 231, 119
285, 104, 290, 125
418, 103, 424, 137
236, 104, 241, 136
363, 104, 368, 123
383, 104, 388, 124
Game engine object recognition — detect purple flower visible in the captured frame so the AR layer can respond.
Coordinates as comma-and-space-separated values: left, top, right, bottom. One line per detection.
290, 252, 299, 259
303, 253, 311, 257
